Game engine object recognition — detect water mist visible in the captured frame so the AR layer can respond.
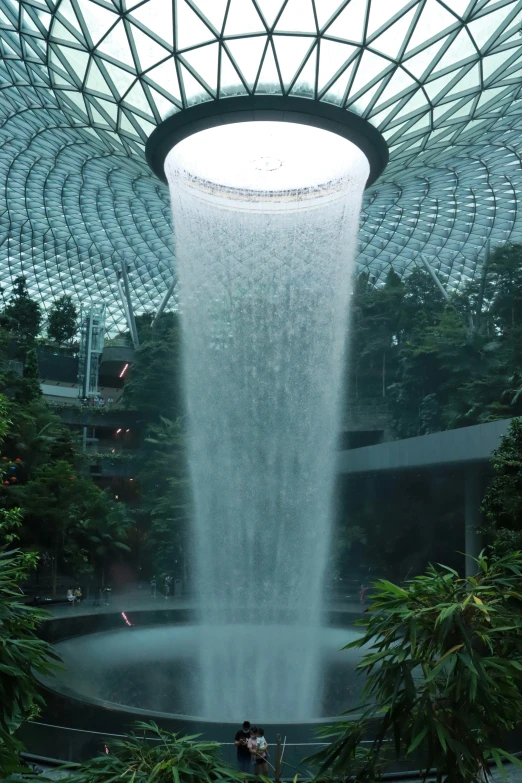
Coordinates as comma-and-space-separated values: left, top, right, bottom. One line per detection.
165, 122, 369, 722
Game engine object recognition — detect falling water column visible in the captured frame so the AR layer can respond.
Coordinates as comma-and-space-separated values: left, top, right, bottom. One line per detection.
165, 122, 369, 722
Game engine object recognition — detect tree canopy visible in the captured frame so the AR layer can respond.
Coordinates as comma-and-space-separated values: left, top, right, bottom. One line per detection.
47, 295, 78, 344
349, 243, 522, 438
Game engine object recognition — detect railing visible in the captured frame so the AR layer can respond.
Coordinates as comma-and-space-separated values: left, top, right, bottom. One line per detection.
19, 721, 329, 778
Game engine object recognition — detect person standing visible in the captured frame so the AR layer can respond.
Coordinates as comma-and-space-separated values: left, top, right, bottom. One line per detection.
234, 720, 251, 774
254, 728, 268, 777
150, 577, 157, 599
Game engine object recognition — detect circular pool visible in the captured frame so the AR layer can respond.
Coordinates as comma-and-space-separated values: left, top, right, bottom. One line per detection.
40, 622, 366, 724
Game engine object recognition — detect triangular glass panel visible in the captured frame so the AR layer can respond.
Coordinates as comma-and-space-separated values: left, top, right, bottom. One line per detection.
21, 7, 40, 33
367, 97, 400, 127
370, 6, 417, 59
402, 37, 446, 78
255, 41, 283, 93
395, 87, 427, 116
119, 109, 140, 136
226, 36, 267, 86
98, 21, 135, 67
176, 0, 215, 50
146, 58, 182, 100
77, 0, 118, 45
321, 58, 355, 103
349, 78, 384, 115
475, 85, 506, 112
130, 0, 173, 45
62, 46, 90, 83
482, 50, 512, 82
467, 5, 514, 51
406, 0, 457, 53
424, 69, 456, 100
180, 61, 211, 103
325, 0, 367, 43
256, 0, 285, 27
182, 41, 219, 92
134, 114, 157, 137
224, 0, 264, 36
366, 0, 416, 37
220, 47, 249, 96
433, 28, 476, 73
276, 0, 316, 32
97, 96, 119, 122
372, 66, 416, 107
289, 44, 317, 97
86, 57, 110, 93
0, 7, 14, 27
89, 102, 111, 126
349, 50, 389, 97
148, 85, 180, 117
57, 0, 79, 28
51, 19, 79, 43
273, 34, 313, 87
102, 59, 136, 95
316, 0, 347, 30
443, 62, 481, 98
318, 38, 356, 91
62, 89, 89, 119
192, 0, 228, 33
130, 25, 169, 71
123, 79, 152, 113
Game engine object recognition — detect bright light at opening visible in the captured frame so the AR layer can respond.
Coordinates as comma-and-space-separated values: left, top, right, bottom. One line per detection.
165, 122, 368, 194
119, 363, 129, 378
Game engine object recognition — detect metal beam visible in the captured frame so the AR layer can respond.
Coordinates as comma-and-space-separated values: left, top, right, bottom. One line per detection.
119, 265, 139, 348
116, 276, 134, 343
152, 276, 176, 327
418, 254, 450, 303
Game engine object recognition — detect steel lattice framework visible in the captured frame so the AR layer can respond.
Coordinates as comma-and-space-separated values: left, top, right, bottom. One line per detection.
1, 0, 522, 330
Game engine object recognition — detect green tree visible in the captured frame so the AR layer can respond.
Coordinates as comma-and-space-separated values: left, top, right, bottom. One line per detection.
310, 552, 522, 783
482, 417, 522, 553
47, 295, 78, 344
123, 312, 182, 422
18, 346, 42, 404
14, 460, 127, 595
1, 277, 41, 346
0, 508, 59, 772
133, 417, 189, 578
0, 394, 58, 772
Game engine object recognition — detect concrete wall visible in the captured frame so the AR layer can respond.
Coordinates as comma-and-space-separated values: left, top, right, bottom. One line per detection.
337, 418, 513, 474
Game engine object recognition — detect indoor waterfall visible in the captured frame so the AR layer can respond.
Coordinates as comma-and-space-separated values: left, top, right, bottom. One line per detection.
165, 122, 369, 722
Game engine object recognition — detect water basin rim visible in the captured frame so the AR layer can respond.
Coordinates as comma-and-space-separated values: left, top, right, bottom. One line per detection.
146, 96, 388, 188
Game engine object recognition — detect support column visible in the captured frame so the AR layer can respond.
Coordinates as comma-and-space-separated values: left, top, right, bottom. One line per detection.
465, 465, 482, 577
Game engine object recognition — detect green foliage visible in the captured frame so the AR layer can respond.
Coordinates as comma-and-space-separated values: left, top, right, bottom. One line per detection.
123, 312, 182, 422
47, 295, 78, 344
0, 508, 59, 773
18, 347, 42, 404
64, 722, 244, 783
137, 417, 190, 575
0, 397, 58, 773
1, 277, 41, 346
350, 244, 522, 437
12, 460, 129, 594
309, 553, 522, 783
482, 418, 522, 552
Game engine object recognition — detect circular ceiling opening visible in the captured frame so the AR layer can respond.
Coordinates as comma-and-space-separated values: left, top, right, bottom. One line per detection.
164, 121, 370, 206
146, 96, 389, 188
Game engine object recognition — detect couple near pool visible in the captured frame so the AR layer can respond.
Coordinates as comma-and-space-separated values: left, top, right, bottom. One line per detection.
235, 720, 269, 776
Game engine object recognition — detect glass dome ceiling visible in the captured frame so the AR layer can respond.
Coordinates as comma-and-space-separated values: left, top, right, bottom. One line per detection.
1, 0, 522, 331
